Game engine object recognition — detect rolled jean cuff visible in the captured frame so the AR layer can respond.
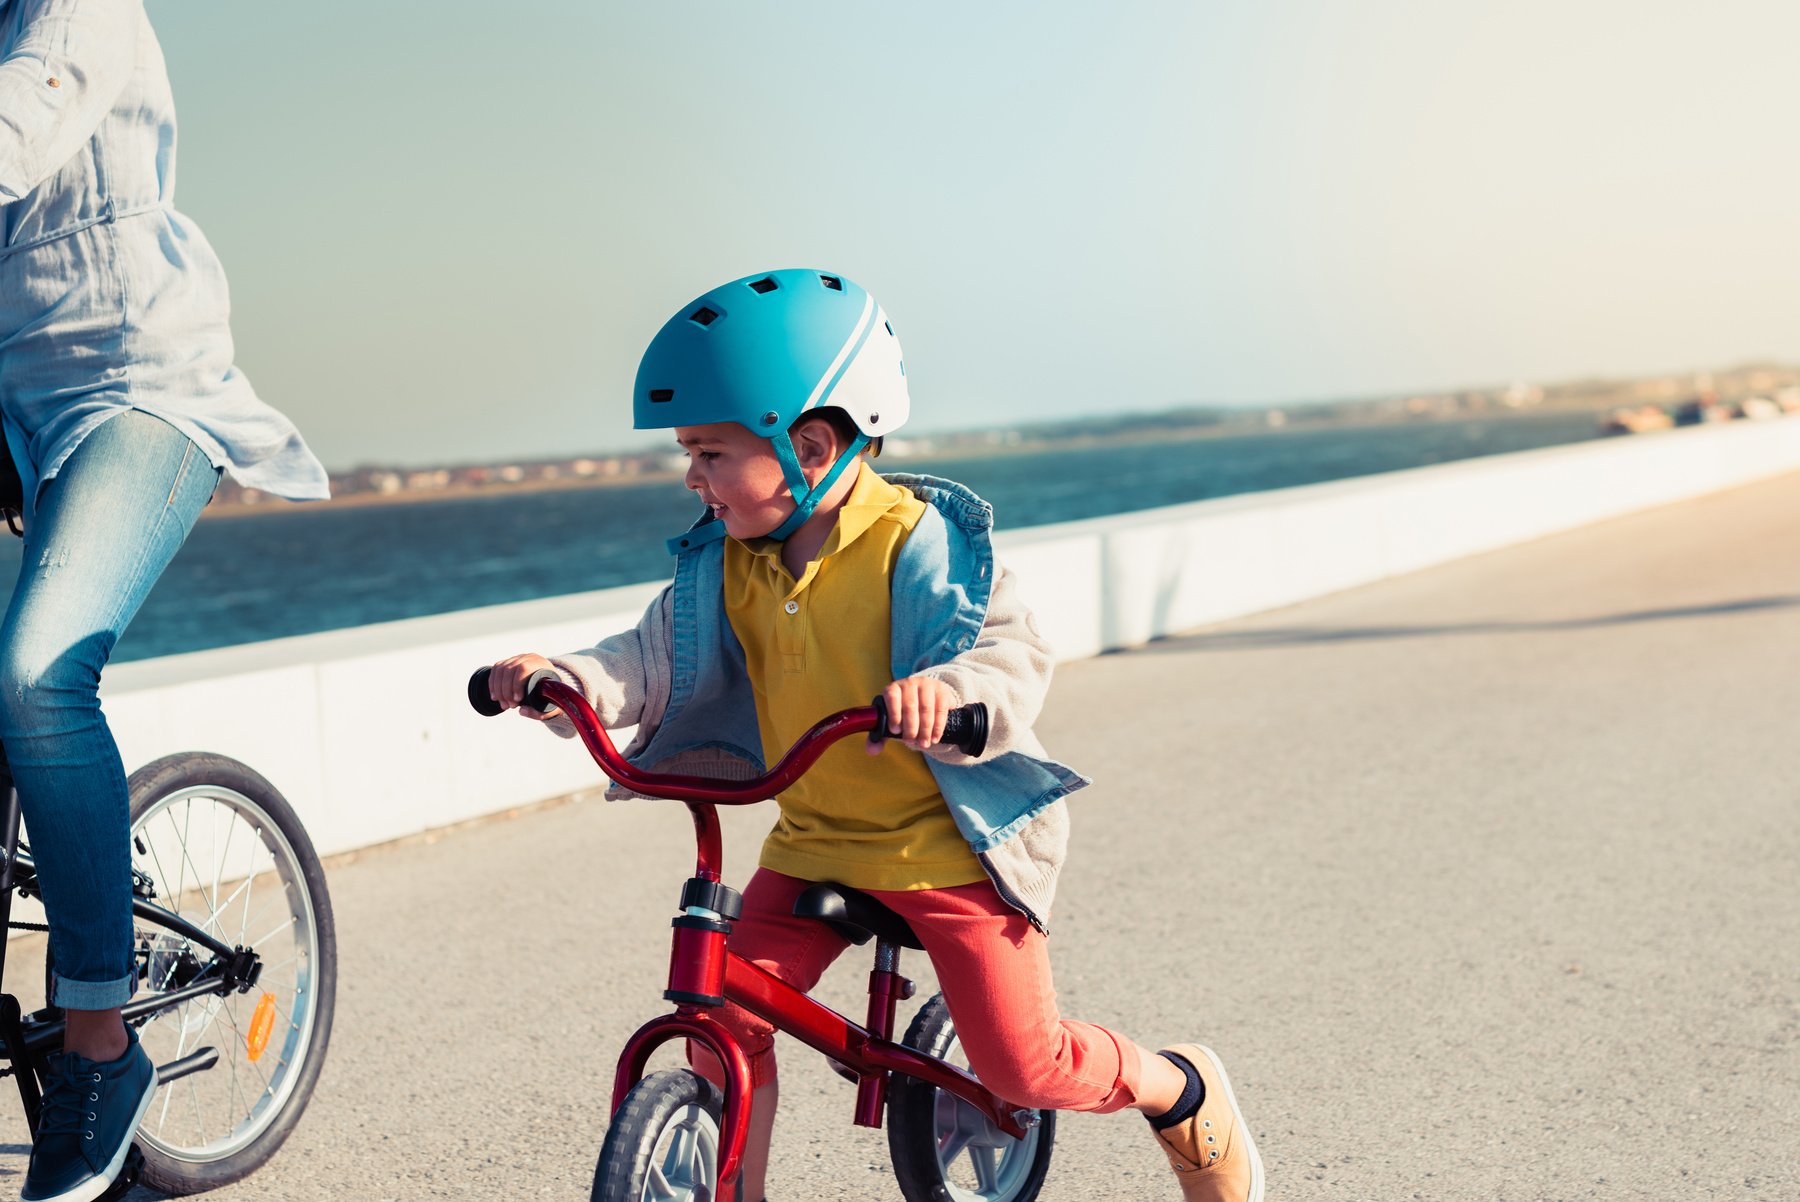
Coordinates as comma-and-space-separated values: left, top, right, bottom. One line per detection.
53, 972, 135, 1011
1101, 1027, 1145, 1112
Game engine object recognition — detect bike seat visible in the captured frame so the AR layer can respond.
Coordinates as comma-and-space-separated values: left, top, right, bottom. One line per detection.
792, 883, 923, 950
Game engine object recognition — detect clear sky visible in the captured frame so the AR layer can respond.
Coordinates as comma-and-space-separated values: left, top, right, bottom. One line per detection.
143, 0, 1800, 470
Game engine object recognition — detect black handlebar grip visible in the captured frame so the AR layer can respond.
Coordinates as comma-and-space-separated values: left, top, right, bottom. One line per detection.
467, 667, 558, 716
468, 667, 502, 716
869, 696, 989, 757
939, 704, 989, 758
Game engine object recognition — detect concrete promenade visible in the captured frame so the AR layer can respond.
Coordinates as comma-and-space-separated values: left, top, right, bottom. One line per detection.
5, 470, 1800, 1200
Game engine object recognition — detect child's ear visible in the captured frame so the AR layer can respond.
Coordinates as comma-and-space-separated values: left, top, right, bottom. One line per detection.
791, 417, 839, 471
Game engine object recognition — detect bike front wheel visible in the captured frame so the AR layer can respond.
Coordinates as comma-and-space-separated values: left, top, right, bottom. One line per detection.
887, 993, 1056, 1202
592, 1069, 722, 1202
124, 752, 337, 1193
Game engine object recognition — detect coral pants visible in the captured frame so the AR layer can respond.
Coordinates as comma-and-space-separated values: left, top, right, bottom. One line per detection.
690, 870, 1143, 1113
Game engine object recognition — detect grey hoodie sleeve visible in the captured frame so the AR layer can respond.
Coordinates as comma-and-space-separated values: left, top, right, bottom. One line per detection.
540, 586, 674, 740
915, 562, 1056, 764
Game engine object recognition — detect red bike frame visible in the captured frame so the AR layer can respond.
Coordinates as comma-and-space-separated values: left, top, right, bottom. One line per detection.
535, 679, 1031, 1202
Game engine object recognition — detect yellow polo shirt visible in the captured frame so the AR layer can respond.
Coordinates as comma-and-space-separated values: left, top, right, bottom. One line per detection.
724, 464, 987, 890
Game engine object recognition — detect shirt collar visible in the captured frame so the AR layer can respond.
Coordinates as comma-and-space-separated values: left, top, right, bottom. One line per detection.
739, 461, 905, 564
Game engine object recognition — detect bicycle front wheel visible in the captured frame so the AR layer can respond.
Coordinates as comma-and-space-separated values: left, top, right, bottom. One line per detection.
592, 1069, 722, 1202
124, 752, 337, 1193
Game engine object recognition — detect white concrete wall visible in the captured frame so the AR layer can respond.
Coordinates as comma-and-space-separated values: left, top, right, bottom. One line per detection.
98, 417, 1800, 858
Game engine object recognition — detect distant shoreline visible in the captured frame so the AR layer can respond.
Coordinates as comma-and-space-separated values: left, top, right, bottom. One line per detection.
200, 407, 1611, 520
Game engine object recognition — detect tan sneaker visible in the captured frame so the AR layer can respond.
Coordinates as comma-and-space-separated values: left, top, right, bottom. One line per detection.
1149, 1044, 1264, 1202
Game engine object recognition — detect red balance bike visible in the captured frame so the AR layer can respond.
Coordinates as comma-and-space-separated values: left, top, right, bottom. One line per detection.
470, 669, 1055, 1202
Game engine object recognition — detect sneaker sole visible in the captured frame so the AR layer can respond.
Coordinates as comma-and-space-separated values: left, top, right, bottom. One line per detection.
25, 1064, 160, 1202
1192, 1044, 1264, 1202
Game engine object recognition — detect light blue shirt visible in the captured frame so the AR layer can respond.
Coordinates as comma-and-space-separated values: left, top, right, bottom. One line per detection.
0, 0, 327, 518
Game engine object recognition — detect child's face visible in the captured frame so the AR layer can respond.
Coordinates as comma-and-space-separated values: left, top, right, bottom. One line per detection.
675, 422, 794, 539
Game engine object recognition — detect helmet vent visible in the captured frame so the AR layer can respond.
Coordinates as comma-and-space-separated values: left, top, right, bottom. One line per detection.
649, 389, 675, 404
748, 276, 779, 294
819, 274, 843, 291
884, 321, 893, 335
688, 306, 718, 327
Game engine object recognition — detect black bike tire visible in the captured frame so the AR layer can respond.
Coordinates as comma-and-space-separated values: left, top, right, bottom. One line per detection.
887, 993, 1056, 1202
592, 1069, 724, 1202
124, 751, 337, 1194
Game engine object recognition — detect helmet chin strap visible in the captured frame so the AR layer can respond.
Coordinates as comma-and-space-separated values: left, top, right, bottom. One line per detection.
765, 430, 869, 542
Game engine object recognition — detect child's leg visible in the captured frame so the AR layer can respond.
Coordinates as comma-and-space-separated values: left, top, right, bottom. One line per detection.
685, 870, 850, 1200
877, 880, 1146, 1112
879, 880, 1262, 1201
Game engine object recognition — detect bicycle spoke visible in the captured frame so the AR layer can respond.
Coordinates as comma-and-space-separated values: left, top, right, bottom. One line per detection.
173, 805, 191, 920
968, 1144, 1001, 1192
186, 1070, 206, 1144
144, 826, 177, 905
183, 999, 233, 1058
211, 867, 257, 922
937, 1097, 979, 1164
248, 916, 294, 947
217, 1003, 275, 1098
211, 801, 228, 917
237, 853, 262, 944
216, 1002, 268, 1125
175, 812, 226, 932
232, 894, 290, 946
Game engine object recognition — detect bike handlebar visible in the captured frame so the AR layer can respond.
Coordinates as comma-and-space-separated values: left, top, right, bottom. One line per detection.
466, 667, 988, 804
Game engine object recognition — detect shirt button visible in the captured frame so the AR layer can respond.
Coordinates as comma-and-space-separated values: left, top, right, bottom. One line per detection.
784, 599, 799, 615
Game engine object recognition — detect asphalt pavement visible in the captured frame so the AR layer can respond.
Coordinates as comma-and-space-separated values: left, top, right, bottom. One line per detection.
4, 469, 1798, 1201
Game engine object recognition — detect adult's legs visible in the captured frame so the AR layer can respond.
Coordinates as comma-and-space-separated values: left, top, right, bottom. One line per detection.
0, 410, 218, 1042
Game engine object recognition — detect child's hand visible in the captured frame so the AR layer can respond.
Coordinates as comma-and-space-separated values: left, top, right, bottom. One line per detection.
488, 653, 561, 720
868, 675, 959, 754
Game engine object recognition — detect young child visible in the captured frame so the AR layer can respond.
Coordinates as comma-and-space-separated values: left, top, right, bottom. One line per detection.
487, 269, 1262, 1202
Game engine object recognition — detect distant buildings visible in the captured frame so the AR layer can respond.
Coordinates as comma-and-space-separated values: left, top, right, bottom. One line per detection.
207, 362, 1800, 511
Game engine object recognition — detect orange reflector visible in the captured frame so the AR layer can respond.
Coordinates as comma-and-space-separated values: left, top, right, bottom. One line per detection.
247, 992, 277, 1062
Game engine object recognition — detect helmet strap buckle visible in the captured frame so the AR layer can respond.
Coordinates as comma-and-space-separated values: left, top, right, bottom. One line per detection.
765, 429, 869, 542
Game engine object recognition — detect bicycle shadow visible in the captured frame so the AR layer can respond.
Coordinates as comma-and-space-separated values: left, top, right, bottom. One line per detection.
1124, 593, 1800, 653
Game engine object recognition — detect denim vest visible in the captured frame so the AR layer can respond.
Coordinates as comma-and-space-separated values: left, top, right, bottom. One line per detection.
634, 473, 1088, 859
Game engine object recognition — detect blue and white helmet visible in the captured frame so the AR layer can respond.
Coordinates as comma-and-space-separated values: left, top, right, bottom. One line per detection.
635, 269, 909, 545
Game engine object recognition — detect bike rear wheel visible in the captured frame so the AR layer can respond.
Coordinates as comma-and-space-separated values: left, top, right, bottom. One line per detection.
592, 1069, 722, 1202
123, 752, 336, 1193
888, 993, 1055, 1202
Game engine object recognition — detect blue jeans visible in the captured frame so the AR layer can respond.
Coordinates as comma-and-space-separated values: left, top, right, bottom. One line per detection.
0, 411, 218, 1009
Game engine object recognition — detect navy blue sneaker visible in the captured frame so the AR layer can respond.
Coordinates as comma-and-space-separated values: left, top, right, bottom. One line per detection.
22, 1026, 158, 1202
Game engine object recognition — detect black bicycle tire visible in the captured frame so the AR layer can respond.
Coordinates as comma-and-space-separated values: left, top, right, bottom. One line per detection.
887, 993, 1056, 1202
592, 1069, 723, 1202
124, 751, 337, 1194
